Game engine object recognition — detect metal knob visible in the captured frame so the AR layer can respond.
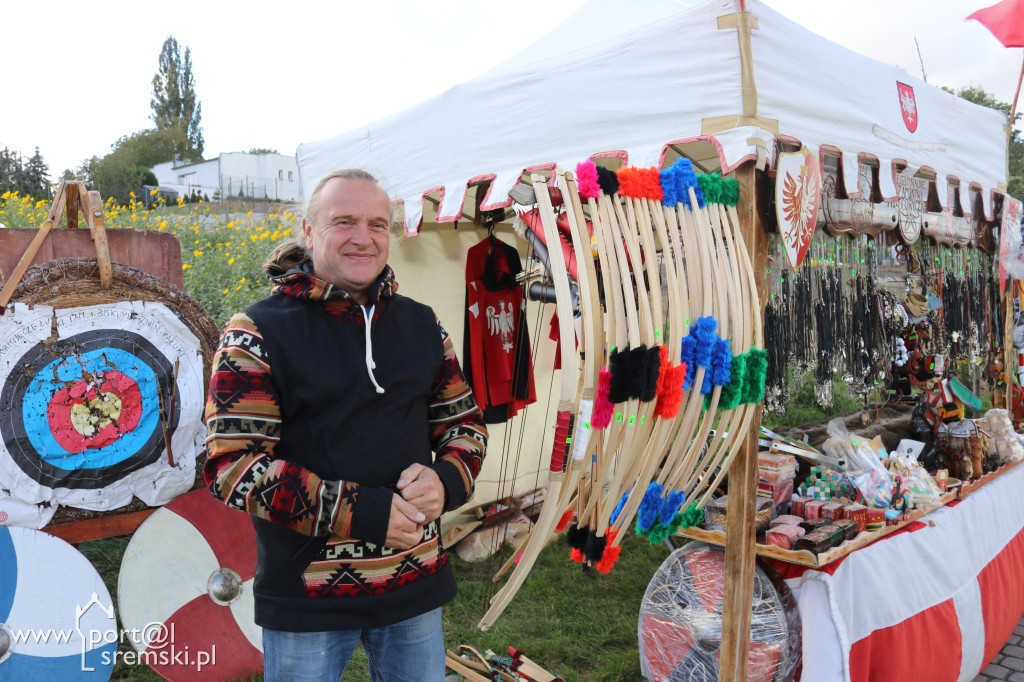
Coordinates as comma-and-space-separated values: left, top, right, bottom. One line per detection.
0, 622, 13, 664
207, 567, 243, 606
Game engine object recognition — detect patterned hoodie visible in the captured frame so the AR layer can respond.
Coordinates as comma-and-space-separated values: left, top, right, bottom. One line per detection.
203, 247, 487, 631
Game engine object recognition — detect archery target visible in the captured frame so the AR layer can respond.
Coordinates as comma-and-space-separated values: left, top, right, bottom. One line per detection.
0, 526, 117, 680
0, 301, 203, 520
118, 489, 262, 681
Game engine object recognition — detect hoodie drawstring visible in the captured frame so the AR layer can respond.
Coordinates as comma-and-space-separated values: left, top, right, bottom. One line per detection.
361, 304, 386, 394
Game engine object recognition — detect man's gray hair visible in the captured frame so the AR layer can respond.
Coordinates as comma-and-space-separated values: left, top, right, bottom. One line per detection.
303, 168, 400, 229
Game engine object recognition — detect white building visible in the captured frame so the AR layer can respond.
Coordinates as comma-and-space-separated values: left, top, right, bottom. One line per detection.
151, 152, 301, 202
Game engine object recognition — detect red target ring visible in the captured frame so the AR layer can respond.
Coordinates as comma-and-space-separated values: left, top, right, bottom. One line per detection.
46, 370, 143, 452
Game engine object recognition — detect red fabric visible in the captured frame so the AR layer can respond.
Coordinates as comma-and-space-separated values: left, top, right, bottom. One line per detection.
968, 0, 1024, 47
978, 526, 1024, 669
517, 207, 582, 280
849, 598, 962, 682
549, 311, 562, 370
465, 238, 536, 418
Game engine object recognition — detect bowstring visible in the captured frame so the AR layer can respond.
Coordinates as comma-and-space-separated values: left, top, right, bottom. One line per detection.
480, 233, 555, 608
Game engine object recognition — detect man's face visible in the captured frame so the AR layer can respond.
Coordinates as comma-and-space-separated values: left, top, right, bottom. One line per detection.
303, 177, 391, 304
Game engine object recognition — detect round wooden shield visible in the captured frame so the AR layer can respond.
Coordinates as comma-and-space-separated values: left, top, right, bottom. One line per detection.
118, 489, 262, 680
639, 543, 799, 682
0, 525, 117, 680
0, 259, 220, 526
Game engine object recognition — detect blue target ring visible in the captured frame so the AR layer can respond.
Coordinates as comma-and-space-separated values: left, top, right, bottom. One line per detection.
23, 348, 159, 470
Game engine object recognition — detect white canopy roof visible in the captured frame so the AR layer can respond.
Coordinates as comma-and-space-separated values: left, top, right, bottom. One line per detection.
296, 0, 1009, 234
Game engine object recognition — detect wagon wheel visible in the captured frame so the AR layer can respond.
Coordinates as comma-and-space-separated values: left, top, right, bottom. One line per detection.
638, 543, 800, 682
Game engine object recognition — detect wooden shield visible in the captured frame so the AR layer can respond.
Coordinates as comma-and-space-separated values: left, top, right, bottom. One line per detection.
118, 489, 263, 680
1000, 197, 1023, 293
775, 147, 822, 270
0, 525, 117, 679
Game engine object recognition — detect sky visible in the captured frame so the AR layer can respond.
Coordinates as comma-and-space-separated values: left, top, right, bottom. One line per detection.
1, 0, 1020, 182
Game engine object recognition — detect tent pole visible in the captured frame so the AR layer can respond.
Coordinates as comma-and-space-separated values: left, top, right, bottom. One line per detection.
1011, 49, 1024, 124
719, 160, 767, 682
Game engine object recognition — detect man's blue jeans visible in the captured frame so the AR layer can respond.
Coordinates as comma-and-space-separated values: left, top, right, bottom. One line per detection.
262, 607, 446, 681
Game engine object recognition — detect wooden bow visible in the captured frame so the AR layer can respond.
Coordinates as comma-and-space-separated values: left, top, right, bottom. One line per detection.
478, 173, 588, 630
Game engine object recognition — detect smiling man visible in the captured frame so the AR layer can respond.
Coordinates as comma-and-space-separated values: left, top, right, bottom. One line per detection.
203, 168, 487, 681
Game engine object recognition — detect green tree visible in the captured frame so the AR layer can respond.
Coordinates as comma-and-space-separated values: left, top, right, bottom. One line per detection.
945, 85, 1024, 199
0, 146, 50, 199
21, 148, 50, 199
151, 36, 204, 160
74, 128, 188, 206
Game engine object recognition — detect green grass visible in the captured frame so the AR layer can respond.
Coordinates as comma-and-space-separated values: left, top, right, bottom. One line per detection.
80, 533, 671, 681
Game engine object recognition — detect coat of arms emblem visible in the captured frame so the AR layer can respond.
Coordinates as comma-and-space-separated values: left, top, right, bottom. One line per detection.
775, 146, 822, 270
897, 82, 918, 133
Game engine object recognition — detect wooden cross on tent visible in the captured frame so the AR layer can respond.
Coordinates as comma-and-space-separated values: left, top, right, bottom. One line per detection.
0, 181, 112, 309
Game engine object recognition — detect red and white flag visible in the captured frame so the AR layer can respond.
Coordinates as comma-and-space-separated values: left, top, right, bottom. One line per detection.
968, 0, 1024, 48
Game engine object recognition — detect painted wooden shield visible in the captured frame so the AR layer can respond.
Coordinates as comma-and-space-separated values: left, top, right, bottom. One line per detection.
0, 526, 117, 680
896, 172, 928, 245
639, 543, 799, 682
999, 196, 1023, 292
118, 489, 263, 680
775, 147, 822, 270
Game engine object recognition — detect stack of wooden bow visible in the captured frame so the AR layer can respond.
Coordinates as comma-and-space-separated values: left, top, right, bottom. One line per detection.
478, 160, 766, 630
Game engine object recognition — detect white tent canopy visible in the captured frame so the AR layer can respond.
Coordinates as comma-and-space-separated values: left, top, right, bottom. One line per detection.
296, 0, 1009, 233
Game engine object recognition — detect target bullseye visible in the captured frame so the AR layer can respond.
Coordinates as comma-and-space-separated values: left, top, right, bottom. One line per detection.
47, 370, 142, 453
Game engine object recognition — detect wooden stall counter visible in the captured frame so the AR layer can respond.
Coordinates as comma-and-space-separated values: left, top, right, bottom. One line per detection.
678, 488, 960, 568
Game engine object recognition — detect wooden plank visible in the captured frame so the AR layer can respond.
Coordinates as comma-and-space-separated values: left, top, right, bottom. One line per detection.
720, 161, 767, 682
958, 459, 1022, 498
444, 653, 494, 682
81, 185, 112, 289
0, 183, 67, 308
66, 181, 80, 231
42, 508, 157, 544
0, 228, 185, 289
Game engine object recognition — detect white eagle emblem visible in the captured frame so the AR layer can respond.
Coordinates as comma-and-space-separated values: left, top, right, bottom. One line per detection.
486, 300, 515, 353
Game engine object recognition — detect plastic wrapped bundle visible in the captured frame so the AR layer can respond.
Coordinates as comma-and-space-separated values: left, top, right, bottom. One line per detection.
988, 408, 1024, 464
766, 524, 805, 550
769, 515, 804, 528
639, 543, 801, 682
758, 453, 798, 483
702, 496, 773, 533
